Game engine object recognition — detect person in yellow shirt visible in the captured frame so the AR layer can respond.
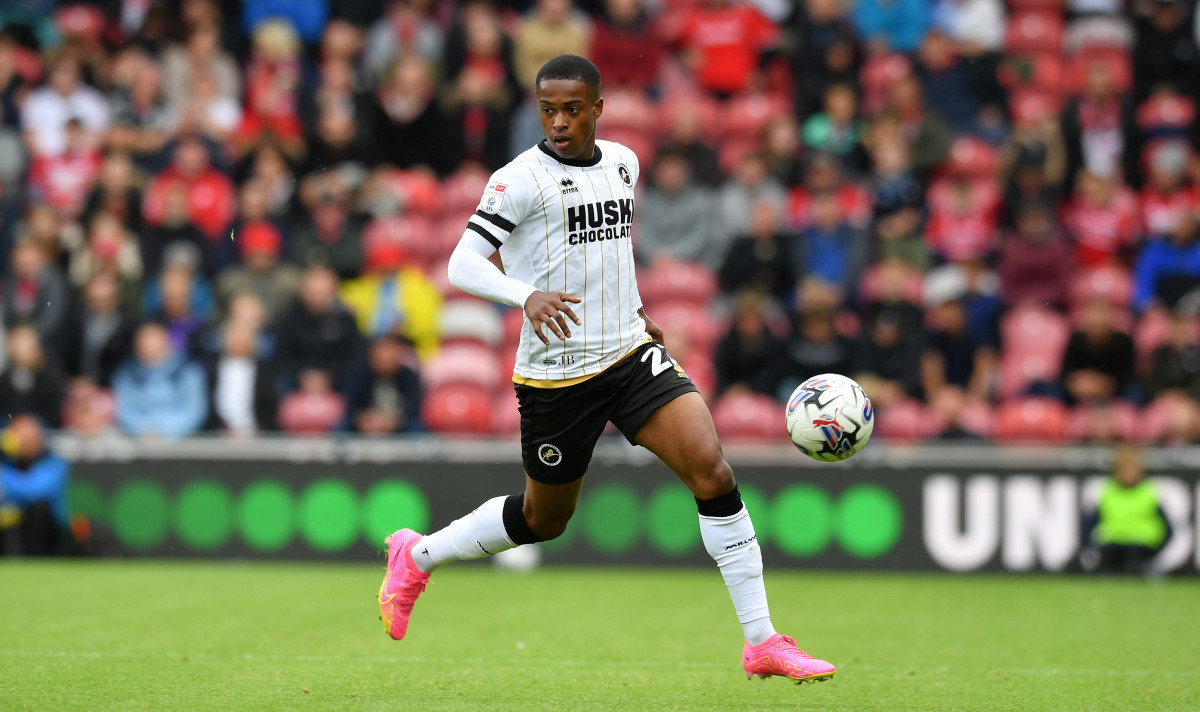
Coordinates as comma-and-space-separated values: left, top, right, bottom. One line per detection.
1082, 445, 1172, 575
339, 240, 441, 362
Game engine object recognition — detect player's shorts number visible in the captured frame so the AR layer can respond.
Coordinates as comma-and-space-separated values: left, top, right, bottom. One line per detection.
640, 343, 677, 377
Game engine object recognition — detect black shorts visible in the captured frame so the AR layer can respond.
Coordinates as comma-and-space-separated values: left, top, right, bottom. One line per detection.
516, 341, 699, 484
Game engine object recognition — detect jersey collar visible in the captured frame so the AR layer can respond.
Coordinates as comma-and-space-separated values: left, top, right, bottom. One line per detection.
537, 140, 603, 167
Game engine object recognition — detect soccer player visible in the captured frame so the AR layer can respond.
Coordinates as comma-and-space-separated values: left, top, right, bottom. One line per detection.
378, 55, 836, 685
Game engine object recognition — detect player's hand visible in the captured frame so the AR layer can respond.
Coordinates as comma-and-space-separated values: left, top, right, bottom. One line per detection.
639, 308, 664, 346
525, 291, 582, 345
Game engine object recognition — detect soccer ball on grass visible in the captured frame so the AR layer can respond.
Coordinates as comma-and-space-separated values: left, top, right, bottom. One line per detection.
785, 373, 874, 462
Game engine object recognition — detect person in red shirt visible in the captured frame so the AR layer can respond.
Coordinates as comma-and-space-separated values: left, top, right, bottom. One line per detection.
1140, 141, 1200, 238
674, 0, 777, 97
925, 178, 1001, 263
27, 119, 101, 219
1065, 169, 1141, 266
786, 153, 872, 231
142, 135, 237, 241
590, 0, 662, 93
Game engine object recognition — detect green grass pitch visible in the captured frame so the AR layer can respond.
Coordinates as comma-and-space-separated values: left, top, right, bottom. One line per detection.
2, 560, 1198, 711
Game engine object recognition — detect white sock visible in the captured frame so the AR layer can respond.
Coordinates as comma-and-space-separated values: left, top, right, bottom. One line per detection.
699, 505, 778, 646
411, 496, 515, 573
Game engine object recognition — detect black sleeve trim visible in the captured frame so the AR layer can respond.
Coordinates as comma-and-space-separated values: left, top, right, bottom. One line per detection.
466, 221, 503, 249
474, 209, 516, 233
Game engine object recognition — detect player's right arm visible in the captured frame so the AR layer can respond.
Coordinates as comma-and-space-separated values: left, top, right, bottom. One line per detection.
447, 169, 581, 344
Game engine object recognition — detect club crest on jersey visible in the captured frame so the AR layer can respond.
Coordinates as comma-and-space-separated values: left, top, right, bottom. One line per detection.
559, 178, 579, 195
617, 164, 632, 186
482, 182, 507, 214
538, 444, 563, 467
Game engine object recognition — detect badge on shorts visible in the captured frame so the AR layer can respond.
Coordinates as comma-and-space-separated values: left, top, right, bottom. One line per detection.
617, 164, 632, 186
482, 182, 507, 214
538, 444, 563, 467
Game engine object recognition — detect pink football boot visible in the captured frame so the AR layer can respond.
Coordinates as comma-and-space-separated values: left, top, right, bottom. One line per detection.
742, 634, 836, 684
378, 529, 430, 640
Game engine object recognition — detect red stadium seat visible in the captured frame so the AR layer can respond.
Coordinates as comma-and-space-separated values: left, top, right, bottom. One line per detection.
860, 53, 912, 116
423, 344, 505, 393
872, 399, 940, 442
1065, 50, 1132, 96
1068, 304, 1132, 334
380, 168, 443, 218
940, 137, 1001, 180
1137, 93, 1197, 131
858, 261, 924, 305
1006, 0, 1065, 10
1009, 89, 1060, 127
1005, 12, 1065, 55
718, 92, 789, 142
993, 398, 1068, 442
997, 305, 1070, 397
1068, 265, 1133, 310
1133, 310, 1200, 376
440, 299, 504, 348
638, 260, 718, 308
277, 392, 346, 435
998, 54, 1065, 94
656, 92, 722, 138
650, 300, 721, 353
602, 127, 657, 168
503, 308, 526, 348
601, 87, 656, 133
441, 165, 490, 219
1066, 401, 1138, 442
363, 214, 435, 270
490, 390, 521, 435
1138, 394, 1200, 445
957, 398, 996, 438
422, 384, 492, 435
711, 391, 782, 442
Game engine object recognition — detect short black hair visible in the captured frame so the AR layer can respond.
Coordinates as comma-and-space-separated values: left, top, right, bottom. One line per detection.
535, 54, 601, 94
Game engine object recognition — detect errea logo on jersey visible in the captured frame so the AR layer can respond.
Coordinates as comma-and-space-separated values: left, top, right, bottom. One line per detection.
560, 178, 579, 195
482, 183, 507, 214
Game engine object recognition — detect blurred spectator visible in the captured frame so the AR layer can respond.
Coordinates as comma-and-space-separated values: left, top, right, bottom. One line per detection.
1001, 141, 1065, 230
874, 204, 929, 271
21, 54, 108, 158
443, 66, 513, 172
442, 1, 521, 112
0, 325, 65, 427
243, 0, 330, 46
232, 19, 306, 161
1065, 170, 1140, 267
0, 415, 70, 556
867, 131, 922, 220
716, 152, 786, 252
715, 291, 783, 396
113, 321, 209, 438
302, 63, 377, 176
931, 0, 1006, 67
1082, 446, 1171, 575
658, 105, 723, 188
802, 83, 862, 159
209, 322, 278, 435
364, 0, 445, 79
162, 23, 241, 112
17, 205, 68, 275
27, 118, 101, 219
3, 240, 68, 347
674, 0, 777, 97
773, 304, 856, 398
1061, 299, 1136, 404
340, 236, 441, 361
925, 178, 1000, 263
140, 184, 214, 278
374, 55, 451, 174
1133, 211, 1200, 313
61, 272, 134, 388
347, 334, 423, 434
106, 48, 176, 171
515, 0, 591, 90
635, 148, 719, 267
718, 200, 796, 302
217, 221, 302, 327
997, 200, 1072, 310
68, 213, 143, 302
791, 0, 862, 118
762, 116, 804, 187
1062, 62, 1138, 185
61, 378, 117, 436
852, 0, 929, 53
924, 261, 1002, 349
792, 189, 865, 301
1146, 312, 1200, 400
880, 77, 952, 177
289, 173, 366, 278
916, 30, 984, 134
922, 297, 995, 403
244, 144, 296, 220
590, 0, 661, 93
855, 306, 925, 406
82, 151, 144, 239
1139, 141, 1198, 239
274, 265, 364, 390
177, 69, 243, 147
152, 265, 214, 360
143, 136, 237, 241
1131, 0, 1200, 104
276, 367, 347, 434
788, 153, 873, 232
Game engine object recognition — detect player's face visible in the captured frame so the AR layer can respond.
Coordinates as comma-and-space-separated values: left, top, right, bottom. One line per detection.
537, 79, 603, 160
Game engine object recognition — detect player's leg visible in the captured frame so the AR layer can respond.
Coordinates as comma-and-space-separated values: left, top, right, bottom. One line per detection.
625, 388, 836, 684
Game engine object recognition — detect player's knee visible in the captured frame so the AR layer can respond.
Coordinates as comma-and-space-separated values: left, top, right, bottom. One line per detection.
691, 456, 736, 501
523, 502, 575, 541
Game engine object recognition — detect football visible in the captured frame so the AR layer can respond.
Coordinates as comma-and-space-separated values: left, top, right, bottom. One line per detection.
785, 373, 874, 462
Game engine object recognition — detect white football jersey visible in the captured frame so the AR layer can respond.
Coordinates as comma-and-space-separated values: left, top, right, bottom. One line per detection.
464, 139, 649, 385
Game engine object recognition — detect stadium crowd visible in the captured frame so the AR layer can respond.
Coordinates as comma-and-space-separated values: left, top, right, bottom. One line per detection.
0, 0, 1198, 443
